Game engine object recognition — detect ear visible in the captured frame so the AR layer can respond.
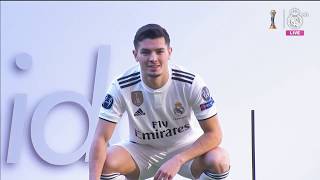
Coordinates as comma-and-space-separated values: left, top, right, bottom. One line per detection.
133, 49, 138, 62
168, 47, 173, 59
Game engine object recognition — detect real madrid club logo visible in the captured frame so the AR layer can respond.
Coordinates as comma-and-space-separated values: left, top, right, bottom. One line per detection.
201, 87, 211, 101
287, 8, 304, 29
131, 91, 144, 107
174, 102, 185, 116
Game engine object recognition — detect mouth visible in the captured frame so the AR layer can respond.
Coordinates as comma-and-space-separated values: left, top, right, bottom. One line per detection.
147, 65, 161, 71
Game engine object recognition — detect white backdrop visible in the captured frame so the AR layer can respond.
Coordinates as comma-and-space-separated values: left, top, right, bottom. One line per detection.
1, 1, 320, 180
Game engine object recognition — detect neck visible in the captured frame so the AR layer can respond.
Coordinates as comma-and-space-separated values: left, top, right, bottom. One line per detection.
142, 70, 169, 90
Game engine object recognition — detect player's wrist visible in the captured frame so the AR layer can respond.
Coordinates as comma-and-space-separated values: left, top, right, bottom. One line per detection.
173, 154, 186, 165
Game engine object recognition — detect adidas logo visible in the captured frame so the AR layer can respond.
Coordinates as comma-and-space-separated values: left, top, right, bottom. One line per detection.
134, 108, 146, 116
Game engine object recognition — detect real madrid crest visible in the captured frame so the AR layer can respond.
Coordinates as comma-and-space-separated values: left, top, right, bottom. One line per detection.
131, 91, 144, 107
174, 101, 185, 116
287, 8, 304, 29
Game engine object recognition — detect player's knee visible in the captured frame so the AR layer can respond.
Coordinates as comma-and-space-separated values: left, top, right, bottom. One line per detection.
102, 154, 122, 173
203, 147, 230, 174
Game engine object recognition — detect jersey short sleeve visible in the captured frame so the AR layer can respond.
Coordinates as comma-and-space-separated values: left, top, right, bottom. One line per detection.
99, 80, 125, 123
190, 75, 218, 120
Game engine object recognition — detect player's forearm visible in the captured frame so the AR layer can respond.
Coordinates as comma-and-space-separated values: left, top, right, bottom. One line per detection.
89, 138, 108, 180
175, 131, 222, 165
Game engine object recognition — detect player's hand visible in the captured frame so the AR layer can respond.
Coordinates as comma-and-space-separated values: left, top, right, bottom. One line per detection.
153, 156, 183, 180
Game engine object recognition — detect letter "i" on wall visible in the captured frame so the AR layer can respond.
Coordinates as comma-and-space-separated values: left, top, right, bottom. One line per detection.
7, 94, 28, 163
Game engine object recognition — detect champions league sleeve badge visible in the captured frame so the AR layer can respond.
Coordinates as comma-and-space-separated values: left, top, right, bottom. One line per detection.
201, 86, 211, 102
102, 94, 113, 109
200, 86, 214, 111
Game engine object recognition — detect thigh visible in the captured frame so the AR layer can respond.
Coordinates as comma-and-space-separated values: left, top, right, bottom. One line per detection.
116, 142, 168, 180
103, 145, 139, 179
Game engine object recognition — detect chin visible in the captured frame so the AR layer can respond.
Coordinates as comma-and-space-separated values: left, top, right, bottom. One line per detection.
147, 73, 161, 78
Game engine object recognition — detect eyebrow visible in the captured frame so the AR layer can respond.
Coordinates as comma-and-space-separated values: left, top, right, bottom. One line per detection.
140, 48, 165, 51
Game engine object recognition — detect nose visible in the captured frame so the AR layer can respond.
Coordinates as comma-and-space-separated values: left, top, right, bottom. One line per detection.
148, 52, 157, 62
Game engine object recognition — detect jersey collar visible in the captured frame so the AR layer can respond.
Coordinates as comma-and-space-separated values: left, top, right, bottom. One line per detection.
140, 65, 172, 93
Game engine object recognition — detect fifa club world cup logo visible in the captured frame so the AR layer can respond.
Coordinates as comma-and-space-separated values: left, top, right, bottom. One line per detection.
269, 10, 277, 29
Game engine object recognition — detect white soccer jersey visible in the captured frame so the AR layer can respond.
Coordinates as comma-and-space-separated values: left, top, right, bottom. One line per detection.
99, 63, 217, 148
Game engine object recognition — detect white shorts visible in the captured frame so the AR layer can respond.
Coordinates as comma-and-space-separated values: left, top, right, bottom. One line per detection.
115, 141, 196, 180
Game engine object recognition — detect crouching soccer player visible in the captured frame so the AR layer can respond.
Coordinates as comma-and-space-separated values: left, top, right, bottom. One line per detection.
89, 24, 230, 180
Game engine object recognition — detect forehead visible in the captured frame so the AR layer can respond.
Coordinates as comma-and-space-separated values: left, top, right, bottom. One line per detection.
137, 37, 168, 50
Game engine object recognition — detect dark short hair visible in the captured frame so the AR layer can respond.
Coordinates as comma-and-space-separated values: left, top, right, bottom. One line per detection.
133, 24, 170, 49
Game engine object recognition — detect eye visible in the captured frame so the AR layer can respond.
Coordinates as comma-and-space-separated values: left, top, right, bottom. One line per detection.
140, 50, 150, 55
156, 50, 165, 55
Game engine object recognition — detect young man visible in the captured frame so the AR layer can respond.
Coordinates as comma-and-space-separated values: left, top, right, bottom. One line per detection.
89, 24, 230, 180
